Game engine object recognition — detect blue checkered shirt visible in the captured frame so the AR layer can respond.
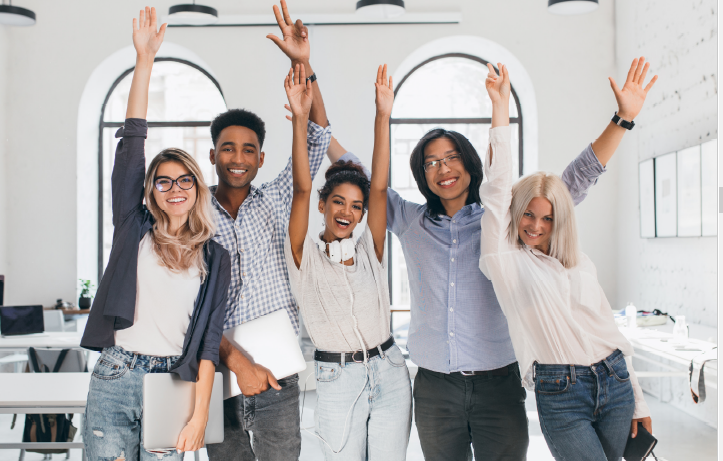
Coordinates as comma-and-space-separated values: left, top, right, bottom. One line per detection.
341, 144, 605, 373
211, 120, 332, 332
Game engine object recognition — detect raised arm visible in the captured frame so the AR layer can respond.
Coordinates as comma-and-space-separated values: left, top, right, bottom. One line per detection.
367, 65, 394, 262
111, 7, 166, 227
267, 0, 328, 128
286, 64, 315, 267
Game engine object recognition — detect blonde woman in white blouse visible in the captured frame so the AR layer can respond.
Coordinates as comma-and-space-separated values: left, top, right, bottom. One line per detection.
478, 60, 657, 460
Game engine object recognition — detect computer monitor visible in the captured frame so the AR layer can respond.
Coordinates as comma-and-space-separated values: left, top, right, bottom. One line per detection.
0, 305, 44, 336
0, 275, 4, 306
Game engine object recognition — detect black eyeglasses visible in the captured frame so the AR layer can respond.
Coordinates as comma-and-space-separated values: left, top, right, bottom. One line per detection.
423, 153, 462, 172
154, 174, 196, 192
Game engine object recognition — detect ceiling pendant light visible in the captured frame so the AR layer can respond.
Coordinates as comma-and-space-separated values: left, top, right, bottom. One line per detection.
356, 0, 405, 20
0, 1, 36, 26
168, 1, 218, 26
548, 0, 599, 15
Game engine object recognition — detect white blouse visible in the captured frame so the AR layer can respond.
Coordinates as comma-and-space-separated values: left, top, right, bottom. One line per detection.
478, 126, 649, 419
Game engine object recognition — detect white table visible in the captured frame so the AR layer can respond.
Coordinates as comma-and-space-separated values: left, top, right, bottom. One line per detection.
0, 373, 90, 455
0, 332, 83, 351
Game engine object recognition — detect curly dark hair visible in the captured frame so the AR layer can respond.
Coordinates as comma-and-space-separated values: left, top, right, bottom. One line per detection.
409, 129, 483, 218
210, 109, 266, 149
318, 160, 370, 211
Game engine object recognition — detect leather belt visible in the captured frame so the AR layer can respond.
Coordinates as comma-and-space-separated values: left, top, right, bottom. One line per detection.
458, 364, 511, 377
314, 336, 395, 364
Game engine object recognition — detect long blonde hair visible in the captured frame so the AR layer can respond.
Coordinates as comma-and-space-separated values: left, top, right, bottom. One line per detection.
144, 148, 216, 281
508, 171, 579, 268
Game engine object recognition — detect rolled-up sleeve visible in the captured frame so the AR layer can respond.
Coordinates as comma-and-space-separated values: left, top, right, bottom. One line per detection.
560, 144, 606, 206
198, 248, 232, 366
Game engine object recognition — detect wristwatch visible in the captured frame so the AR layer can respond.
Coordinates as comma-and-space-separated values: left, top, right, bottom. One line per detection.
611, 112, 635, 130
306, 73, 317, 84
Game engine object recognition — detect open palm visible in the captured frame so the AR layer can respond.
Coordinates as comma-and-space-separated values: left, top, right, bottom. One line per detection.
285, 64, 313, 118
132, 7, 166, 57
375, 64, 394, 116
267, 0, 309, 62
485, 62, 510, 105
609, 57, 658, 120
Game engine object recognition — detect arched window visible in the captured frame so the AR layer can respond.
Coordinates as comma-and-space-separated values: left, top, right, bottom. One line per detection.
389, 53, 523, 307
98, 58, 227, 277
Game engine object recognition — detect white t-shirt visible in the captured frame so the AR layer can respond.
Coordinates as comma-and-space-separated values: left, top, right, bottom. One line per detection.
284, 225, 390, 352
478, 126, 650, 419
115, 233, 201, 357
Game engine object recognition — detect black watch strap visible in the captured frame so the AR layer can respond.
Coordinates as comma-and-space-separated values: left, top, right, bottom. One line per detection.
612, 112, 635, 130
306, 72, 317, 84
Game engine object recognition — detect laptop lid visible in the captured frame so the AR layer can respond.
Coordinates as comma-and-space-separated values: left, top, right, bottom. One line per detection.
0, 305, 44, 336
217, 309, 307, 400
142, 372, 224, 451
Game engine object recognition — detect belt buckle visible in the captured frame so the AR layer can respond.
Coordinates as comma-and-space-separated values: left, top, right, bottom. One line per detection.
460, 370, 476, 376
352, 350, 365, 363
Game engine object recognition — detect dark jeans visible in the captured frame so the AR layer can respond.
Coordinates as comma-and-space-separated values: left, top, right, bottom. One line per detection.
413, 364, 528, 461
206, 374, 301, 461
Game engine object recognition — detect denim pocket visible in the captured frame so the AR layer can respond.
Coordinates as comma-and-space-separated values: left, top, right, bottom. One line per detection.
315, 362, 342, 382
92, 357, 128, 381
385, 345, 407, 368
609, 358, 631, 383
535, 375, 570, 395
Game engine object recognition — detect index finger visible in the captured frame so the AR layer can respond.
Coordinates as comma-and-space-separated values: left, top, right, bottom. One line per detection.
272, 4, 286, 29
377, 64, 383, 85
637, 62, 650, 85
281, 0, 293, 26
625, 58, 638, 84
383, 63, 388, 86
486, 62, 497, 78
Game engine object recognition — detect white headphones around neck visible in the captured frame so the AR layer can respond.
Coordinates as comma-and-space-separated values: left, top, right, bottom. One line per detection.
318, 238, 355, 263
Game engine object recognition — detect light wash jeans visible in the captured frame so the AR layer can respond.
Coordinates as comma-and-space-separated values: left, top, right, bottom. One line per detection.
534, 349, 636, 461
313, 343, 413, 461
84, 346, 184, 461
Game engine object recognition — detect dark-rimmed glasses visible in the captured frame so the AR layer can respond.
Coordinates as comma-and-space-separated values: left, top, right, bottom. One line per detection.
423, 153, 462, 173
154, 174, 196, 192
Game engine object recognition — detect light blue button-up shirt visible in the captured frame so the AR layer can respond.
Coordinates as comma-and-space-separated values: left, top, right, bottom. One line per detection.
342, 145, 605, 373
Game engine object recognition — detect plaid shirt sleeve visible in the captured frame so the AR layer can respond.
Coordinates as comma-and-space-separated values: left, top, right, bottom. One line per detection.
269, 120, 332, 211
561, 143, 607, 206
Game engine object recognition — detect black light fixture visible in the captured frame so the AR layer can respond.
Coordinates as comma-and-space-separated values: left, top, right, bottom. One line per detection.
169, 1, 218, 26
356, 0, 405, 19
0, 1, 36, 26
548, 0, 599, 15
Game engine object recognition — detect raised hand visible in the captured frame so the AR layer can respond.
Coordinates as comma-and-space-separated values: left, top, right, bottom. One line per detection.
485, 62, 510, 105
375, 64, 394, 117
609, 57, 658, 120
284, 64, 313, 119
132, 7, 167, 58
267, 0, 309, 63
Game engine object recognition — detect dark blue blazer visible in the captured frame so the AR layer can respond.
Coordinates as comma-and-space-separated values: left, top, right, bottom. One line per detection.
81, 118, 231, 382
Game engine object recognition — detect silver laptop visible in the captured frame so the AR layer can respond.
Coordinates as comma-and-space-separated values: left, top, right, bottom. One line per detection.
217, 309, 307, 400
142, 372, 224, 450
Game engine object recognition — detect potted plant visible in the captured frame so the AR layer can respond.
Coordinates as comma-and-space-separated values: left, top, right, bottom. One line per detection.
78, 279, 95, 309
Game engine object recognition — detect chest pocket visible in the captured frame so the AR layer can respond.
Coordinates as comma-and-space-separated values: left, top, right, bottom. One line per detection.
577, 271, 602, 310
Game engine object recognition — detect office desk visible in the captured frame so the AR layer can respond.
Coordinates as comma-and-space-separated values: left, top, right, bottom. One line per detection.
0, 373, 89, 453
0, 332, 83, 351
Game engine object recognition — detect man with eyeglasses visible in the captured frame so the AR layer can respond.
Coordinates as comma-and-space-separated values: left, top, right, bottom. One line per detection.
332, 60, 645, 457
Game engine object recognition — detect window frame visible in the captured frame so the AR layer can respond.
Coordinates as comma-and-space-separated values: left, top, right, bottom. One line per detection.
387, 53, 523, 305
97, 57, 225, 280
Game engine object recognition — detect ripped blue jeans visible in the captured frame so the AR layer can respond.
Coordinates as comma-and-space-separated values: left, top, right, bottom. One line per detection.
83, 346, 183, 461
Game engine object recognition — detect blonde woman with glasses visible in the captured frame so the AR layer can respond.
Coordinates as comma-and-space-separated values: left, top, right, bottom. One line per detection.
81, 7, 230, 460
478, 59, 657, 460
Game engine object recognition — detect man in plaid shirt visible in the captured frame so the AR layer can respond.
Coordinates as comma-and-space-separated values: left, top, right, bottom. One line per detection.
205, 2, 332, 460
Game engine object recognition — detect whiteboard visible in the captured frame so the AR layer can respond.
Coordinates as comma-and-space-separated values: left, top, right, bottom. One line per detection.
701, 139, 717, 236
655, 152, 677, 237
676, 146, 701, 237
639, 158, 655, 238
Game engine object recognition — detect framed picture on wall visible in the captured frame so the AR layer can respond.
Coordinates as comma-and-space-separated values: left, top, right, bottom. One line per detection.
701, 139, 717, 236
639, 158, 656, 238
676, 146, 702, 237
655, 152, 677, 237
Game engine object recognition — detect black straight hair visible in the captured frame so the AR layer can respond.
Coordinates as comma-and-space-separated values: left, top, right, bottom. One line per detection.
210, 109, 266, 149
409, 129, 483, 218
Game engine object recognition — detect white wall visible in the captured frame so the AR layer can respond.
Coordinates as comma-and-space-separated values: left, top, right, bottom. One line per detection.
3, 0, 620, 305
0, 27, 7, 280
614, 0, 717, 327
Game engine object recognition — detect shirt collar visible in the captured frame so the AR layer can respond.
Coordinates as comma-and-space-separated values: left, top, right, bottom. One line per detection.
426, 202, 481, 221
209, 184, 263, 218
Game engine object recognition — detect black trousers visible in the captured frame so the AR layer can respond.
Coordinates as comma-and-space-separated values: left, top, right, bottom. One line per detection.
414, 364, 529, 461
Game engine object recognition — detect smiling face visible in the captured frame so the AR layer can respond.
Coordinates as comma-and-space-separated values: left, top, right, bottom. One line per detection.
210, 125, 265, 190
152, 161, 197, 221
318, 183, 365, 241
518, 196, 554, 253
423, 137, 472, 206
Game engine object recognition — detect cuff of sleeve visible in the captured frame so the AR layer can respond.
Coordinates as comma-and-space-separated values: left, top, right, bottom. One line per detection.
117, 118, 148, 138
339, 151, 359, 163
632, 400, 651, 419
489, 125, 512, 143
579, 143, 606, 175
308, 119, 332, 140
199, 350, 220, 367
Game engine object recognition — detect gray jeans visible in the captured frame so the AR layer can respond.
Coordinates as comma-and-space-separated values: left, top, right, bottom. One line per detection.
206, 374, 301, 461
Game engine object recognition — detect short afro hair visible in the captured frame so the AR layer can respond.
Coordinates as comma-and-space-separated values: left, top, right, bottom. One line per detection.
211, 109, 266, 149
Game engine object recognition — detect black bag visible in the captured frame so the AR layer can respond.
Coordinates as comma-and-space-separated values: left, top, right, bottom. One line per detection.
18, 348, 78, 454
